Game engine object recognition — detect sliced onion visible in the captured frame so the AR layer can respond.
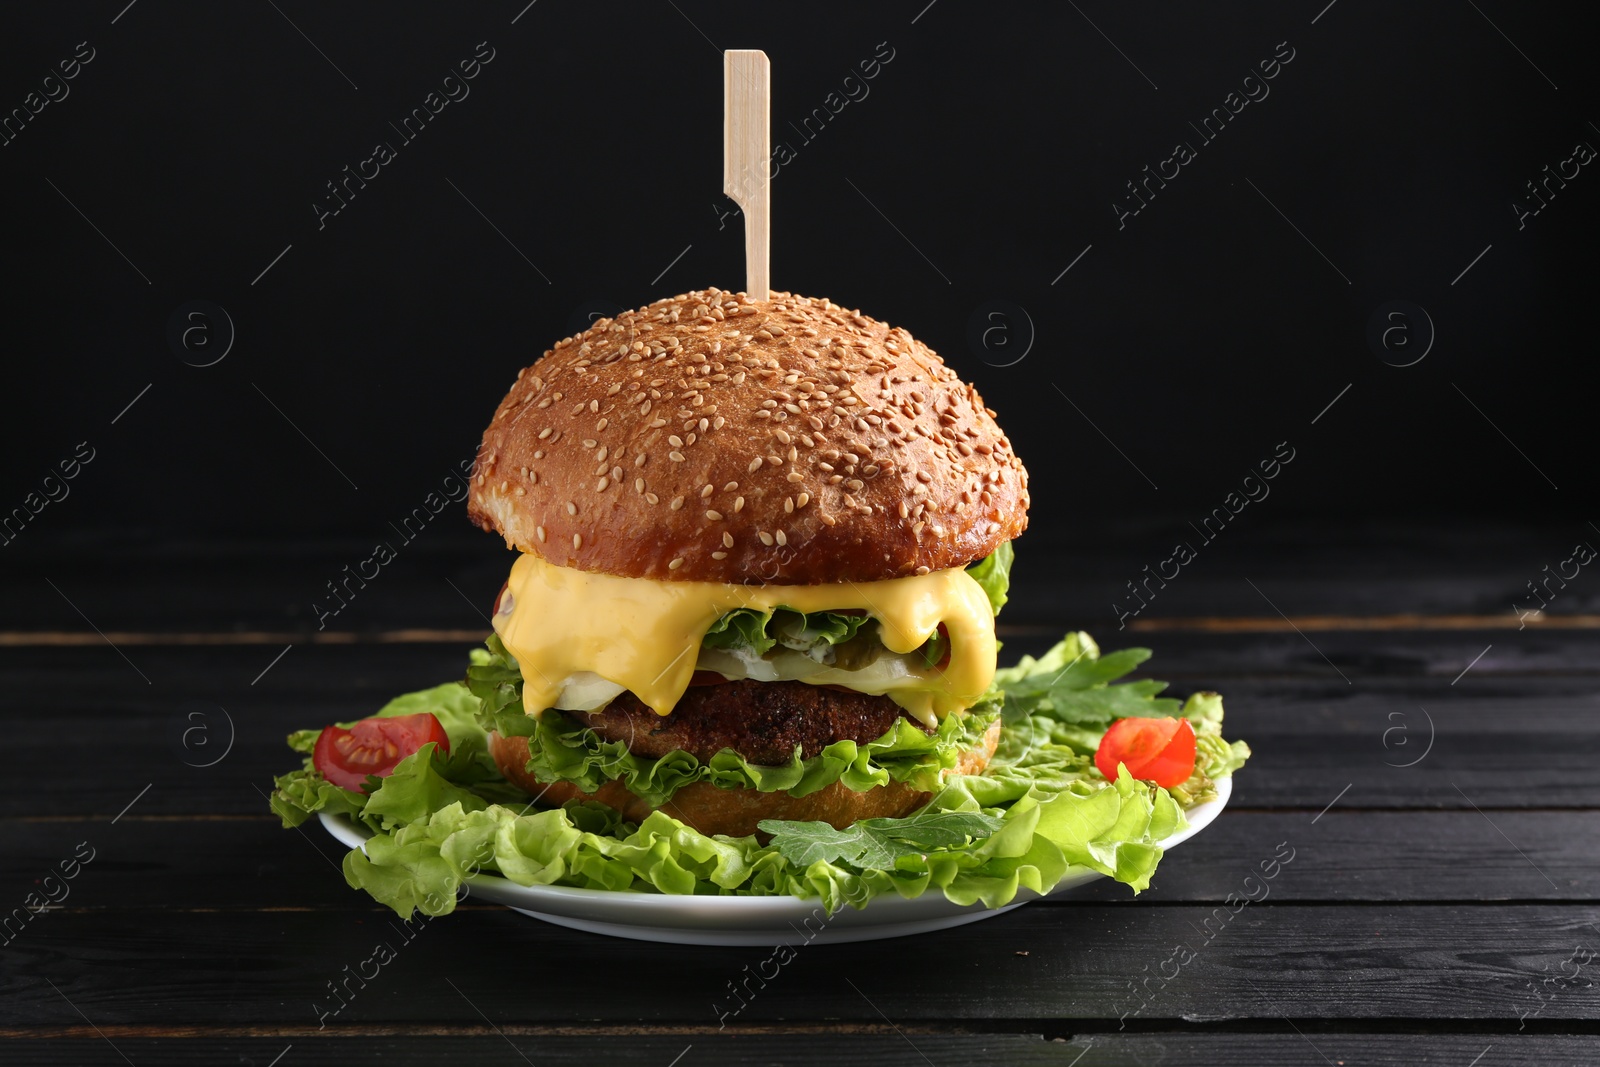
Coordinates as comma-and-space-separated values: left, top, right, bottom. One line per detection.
552, 672, 627, 711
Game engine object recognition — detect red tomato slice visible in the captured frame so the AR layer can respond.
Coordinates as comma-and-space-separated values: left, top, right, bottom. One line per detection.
313, 712, 450, 792
1095, 716, 1198, 788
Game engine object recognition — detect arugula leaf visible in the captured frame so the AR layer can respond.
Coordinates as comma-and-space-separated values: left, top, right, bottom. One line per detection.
758, 810, 1005, 869
994, 632, 1180, 726
965, 541, 1014, 615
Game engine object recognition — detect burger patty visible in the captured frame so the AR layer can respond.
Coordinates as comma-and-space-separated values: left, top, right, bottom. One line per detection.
564, 679, 932, 766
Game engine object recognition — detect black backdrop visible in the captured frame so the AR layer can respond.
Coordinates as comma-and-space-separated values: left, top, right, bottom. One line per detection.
2, 1, 1593, 559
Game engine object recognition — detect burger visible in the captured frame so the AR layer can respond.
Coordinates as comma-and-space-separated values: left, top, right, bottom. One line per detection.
466, 287, 1026, 839
269, 288, 1249, 920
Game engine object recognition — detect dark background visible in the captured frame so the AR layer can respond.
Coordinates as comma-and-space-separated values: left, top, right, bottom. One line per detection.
1, 0, 1593, 608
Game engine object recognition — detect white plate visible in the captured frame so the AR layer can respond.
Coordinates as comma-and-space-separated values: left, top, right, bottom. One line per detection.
320, 776, 1231, 946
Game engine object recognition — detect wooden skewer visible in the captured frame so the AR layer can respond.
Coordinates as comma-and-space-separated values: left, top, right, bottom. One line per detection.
723, 49, 770, 302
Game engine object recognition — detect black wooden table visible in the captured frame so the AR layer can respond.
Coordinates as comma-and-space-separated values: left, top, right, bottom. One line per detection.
3, 522, 1597, 1065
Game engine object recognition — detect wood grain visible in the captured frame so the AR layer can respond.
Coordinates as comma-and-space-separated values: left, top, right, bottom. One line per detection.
2, 907, 1596, 1026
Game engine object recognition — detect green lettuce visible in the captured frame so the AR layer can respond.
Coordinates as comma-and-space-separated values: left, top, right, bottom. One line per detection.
470, 631, 997, 806
965, 541, 1014, 615
701, 607, 874, 657
272, 621, 1250, 918
693, 543, 1013, 660
269, 679, 517, 830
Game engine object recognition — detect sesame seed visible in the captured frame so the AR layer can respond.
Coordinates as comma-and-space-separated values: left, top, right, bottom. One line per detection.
723, 531, 735, 547
538, 428, 552, 440
775, 530, 788, 547
733, 496, 745, 512
536, 525, 546, 542
723, 481, 738, 492
646, 492, 660, 504
668, 557, 684, 570
635, 477, 645, 493
711, 551, 728, 560
669, 435, 684, 447
758, 532, 774, 546
787, 472, 804, 483
820, 513, 837, 526
670, 496, 685, 510
636, 454, 647, 467
706, 509, 723, 521
701, 484, 714, 499
566, 502, 577, 515
597, 446, 608, 463
597, 477, 610, 490
898, 501, 909, 519
796, 492, 810, 508
582, 439, 598, 449
784, 497, 794, 513
747, 457, 762, 473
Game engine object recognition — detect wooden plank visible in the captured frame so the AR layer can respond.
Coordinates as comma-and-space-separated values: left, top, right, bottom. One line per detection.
6, 643, 1598, 815
1001, 629, 1600, 679
0, 1034, 1591, 1067
2, 906, 1596, 1026
4, 810, 1595, 912
2, 520, 1592, 636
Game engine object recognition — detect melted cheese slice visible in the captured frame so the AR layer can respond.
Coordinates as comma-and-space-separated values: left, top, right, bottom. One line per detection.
492, 552, 997, 725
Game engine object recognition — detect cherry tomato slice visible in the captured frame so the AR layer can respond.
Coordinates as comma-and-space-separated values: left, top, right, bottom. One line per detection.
1095, 716, 1198, 788
313, 712, 451, 791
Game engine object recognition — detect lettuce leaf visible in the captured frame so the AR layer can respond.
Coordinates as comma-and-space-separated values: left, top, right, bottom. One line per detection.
694, 543, 1012, 660
993, 633, 1251, 799
273, 618, 1250, 919
335, 754, 1181, 918
965, 541, 1014, 615
701, 607, 874, 657
269, 679, 512, 830
519, 693, 999, 806
469, 631, 998, 806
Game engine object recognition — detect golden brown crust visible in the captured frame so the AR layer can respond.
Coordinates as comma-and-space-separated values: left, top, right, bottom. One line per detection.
487, 717, 1003, 840
467, 289, 1028, 584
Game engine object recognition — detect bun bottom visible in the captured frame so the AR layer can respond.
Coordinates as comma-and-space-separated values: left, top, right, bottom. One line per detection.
488, 717, 1003, 840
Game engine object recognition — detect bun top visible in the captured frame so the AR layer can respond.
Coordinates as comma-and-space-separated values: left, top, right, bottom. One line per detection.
467, 289, 1028, 584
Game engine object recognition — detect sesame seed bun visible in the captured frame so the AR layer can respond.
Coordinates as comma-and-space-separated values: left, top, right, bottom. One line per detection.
467, 289, 1029, 584
486, 717, 1003, 840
